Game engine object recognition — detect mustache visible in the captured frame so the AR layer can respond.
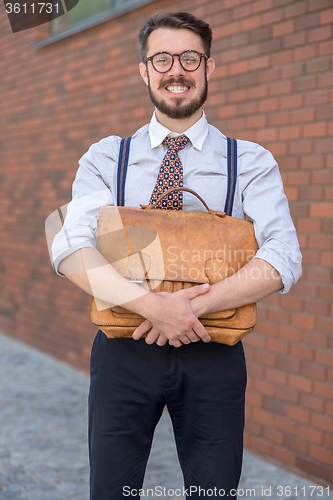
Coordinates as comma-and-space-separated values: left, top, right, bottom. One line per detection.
158, 77, 195, 90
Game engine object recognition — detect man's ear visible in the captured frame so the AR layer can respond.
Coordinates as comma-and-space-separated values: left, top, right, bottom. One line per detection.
206, 57, 215, 82
139, 62, 149, 86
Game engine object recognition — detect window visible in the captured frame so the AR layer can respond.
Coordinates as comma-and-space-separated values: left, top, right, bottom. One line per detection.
51, 0, 130, 34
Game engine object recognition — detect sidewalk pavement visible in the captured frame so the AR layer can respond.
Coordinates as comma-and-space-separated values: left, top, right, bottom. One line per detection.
0, 331, 331, 500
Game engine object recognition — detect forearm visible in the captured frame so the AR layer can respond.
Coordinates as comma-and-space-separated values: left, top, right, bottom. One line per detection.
59, 247, 158, 317
191, 258, 283, 317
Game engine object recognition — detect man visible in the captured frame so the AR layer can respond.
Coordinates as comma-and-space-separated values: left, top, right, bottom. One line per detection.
52, 12, 302, 499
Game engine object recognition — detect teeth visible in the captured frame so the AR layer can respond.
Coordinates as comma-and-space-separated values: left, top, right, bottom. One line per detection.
166, 86, 189, 93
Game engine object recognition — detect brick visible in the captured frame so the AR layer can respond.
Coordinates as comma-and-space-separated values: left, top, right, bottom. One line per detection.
263, 426, 284, 445
316, 349, 333, 367
304, 90, 329, 106
267, 367, 289, 385
268, 111, 290, 126
291, 109, 315, 124
279, 325, 302, 342
218, 105, 237, 118
319, 285, 333, 301
290, 344, 314, 361
284, 31, 307, 48
274, 414, 297, 435
307, 26, 332, 43
316, 106, 333, 121
293, 76, 317, 92
280, 94, 303, 109
299, 425, 323, 445
229, 60, 249, 75
254, 379, 276, 397
310, 203, 333, 217
317, 73, 333, 88
305, 267, 330, 284
252, 407, 274, 425
306, 57, 331, 74
264, 396, 286, 416
260, 68, 281, 82
287, 405, 310, 423
295, 457, 333, 485
271, 49, 294, 65
296, 12, 320, 31
294, 45, 318, 62
309, 0, 333, 11
311, 413, 333, 433
319, 39, 333, 56
308, 234, 333, 250
292, 313, 316, 330
327, 402, 333, 417
250, 26, 271, 43
252, 0, 273, 13
272, 20, 295, 37
300, 393, 326, 413
277, 355, 301, 374
279, 126, 301, 141
289, 374, 313, 393
312, 171, 333, 184
301, 362, 327, 381
299, 186, 323, 201
284, 1, 308, 19
320, 433, 333, 456
262, 8, 283, 25
304, 298, 330, 315
303, 122, 327, 138
257, 128, 278, 142
240, 15, 262, 32
270, 80, 293, 95
249, 55, 270, 71
287, 171, 311, 185
309, 445, 333, 466
284, 434, 309, 455
296, 217, 321, 233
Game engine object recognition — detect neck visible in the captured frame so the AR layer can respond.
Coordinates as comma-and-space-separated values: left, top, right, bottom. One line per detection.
155, 108, 203, 133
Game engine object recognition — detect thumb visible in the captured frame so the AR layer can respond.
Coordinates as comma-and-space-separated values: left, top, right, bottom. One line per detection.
184, 283, 210, 300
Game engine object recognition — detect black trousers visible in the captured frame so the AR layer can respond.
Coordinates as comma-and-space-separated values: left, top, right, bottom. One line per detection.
88, 331, 247, 499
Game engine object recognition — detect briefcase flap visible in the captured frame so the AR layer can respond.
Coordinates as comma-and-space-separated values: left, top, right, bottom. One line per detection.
96, 206, 258, 287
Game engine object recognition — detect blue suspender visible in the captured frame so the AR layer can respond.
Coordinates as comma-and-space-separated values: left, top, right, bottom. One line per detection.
116, 136, 132, 206
116, 135, 237, 215
224, 137, 238, 216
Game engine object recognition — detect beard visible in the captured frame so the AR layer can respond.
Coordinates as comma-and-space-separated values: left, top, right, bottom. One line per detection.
147, 73, 208, 120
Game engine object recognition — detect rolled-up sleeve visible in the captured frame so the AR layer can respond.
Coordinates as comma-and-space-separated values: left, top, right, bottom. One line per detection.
51, 138, 118, 276
240, 144, 302, 294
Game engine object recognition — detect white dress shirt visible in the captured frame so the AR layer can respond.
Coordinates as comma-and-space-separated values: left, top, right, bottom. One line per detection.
51, 111, 302, 293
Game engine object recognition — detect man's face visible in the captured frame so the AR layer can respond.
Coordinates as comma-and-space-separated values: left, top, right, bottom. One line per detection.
139, 28, 215, 120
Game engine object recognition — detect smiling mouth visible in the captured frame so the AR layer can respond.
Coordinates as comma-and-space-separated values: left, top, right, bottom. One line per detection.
166, 85, 190, 93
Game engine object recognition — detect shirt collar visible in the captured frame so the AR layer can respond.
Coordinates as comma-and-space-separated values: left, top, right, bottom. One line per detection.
149, 110, 209, 151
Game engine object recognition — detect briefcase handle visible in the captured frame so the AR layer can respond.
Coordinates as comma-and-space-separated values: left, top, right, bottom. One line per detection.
140, 187, 226, 217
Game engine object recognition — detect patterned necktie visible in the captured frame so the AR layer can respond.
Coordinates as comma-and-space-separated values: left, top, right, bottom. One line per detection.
149, 135, 189, 210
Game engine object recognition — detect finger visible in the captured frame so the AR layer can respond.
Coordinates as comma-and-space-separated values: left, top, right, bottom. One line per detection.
156, 334, 168, 346
192, 319, 211, 343
182, 283, 210, 300
132, 320, 152, 340
185, 330, 201, 343
169, 339, 183, 348
145, 327, 160, 345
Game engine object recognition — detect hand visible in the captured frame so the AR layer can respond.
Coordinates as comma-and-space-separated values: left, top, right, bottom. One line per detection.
132, 284, 211, 347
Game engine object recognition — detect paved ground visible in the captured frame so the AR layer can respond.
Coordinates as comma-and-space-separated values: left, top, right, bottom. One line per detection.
0, 331, 331, 500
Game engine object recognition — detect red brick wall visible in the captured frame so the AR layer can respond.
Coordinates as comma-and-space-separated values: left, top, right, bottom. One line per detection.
0, 0, 332, 485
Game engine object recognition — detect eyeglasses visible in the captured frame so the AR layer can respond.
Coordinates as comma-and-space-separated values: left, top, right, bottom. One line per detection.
145, 50, 208, 73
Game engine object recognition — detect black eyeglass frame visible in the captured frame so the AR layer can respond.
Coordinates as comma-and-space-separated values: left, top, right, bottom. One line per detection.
145, 50, 208, 73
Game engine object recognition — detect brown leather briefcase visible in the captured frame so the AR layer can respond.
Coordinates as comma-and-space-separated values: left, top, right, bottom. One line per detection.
90, 187, 258, 345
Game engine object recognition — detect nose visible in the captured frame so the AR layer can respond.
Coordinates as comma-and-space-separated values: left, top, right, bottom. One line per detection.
167, 55, 186, 77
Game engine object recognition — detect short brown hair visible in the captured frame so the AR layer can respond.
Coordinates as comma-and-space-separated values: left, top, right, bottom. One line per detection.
138, 12, 213, 61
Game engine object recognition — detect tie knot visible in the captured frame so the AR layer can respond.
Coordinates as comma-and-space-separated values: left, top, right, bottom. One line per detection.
163, 134, 189, 151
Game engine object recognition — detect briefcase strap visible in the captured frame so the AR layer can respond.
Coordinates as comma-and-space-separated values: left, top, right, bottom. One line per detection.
116, 135, 237, 215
